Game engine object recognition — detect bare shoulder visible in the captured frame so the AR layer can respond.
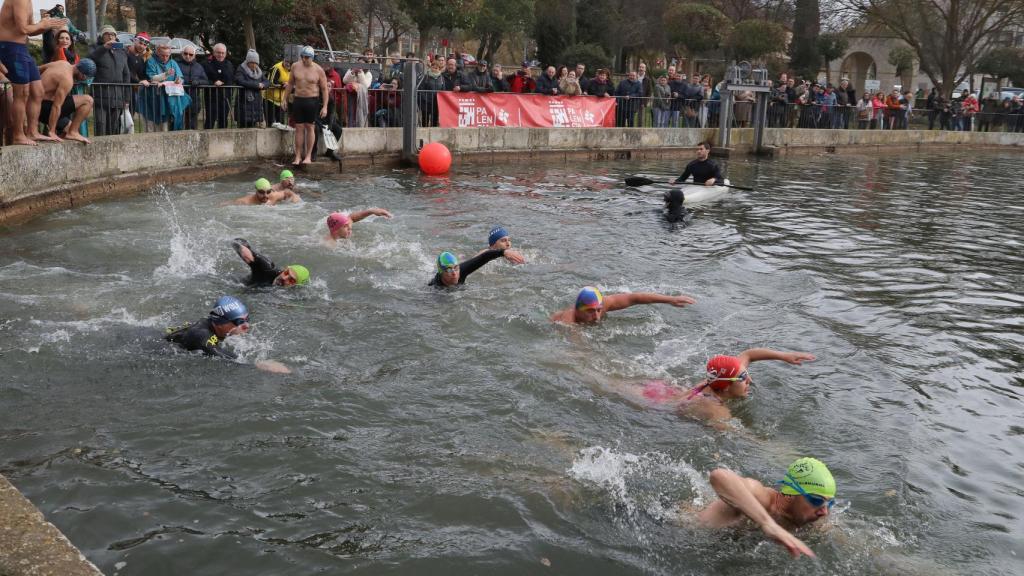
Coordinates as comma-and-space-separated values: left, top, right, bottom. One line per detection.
550, 308, 574, 323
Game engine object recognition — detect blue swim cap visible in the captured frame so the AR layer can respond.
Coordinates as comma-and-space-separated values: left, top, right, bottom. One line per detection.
209, 295, 248, 324
76, 58, 97, 78
437, 251, 459, 272
488, 226, 509, 246
576, 286, 604, 310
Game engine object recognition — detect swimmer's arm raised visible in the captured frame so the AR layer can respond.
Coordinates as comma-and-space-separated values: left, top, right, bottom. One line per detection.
737, 348, 816, 366
458, 249, 505, 278
349, 208, 392, 223
603, 292, 696, 312
705, 469, 815, 558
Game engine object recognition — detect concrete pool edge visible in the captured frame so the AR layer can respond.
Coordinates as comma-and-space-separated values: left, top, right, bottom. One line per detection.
0, 474, 104, 576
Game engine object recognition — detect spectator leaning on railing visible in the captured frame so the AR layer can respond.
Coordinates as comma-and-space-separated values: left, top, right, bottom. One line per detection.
126, 32, 150, 85
441, 57, 461, 91
235, 49, 267, 129
418, 57, 445, 127
586, 68, 614, 98
575, 63, 588, 93
89, 25, 131, 136
652, 74, 671, 128
536, 66, 559, 96
559, 70, 582, 96
203, 43, 234, 129
459, 59, 493, 92
141, 42, 189, 131
615, 70, 642, 127
177, 44, 207, 130
508, 61, 535, 93
264, 58, 289, 126
490, 63, 508, 92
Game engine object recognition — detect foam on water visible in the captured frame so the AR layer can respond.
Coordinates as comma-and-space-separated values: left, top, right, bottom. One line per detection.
152, 186, 220, 280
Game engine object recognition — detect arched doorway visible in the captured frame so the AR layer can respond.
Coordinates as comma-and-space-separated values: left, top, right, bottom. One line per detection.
840, 52, 877, 96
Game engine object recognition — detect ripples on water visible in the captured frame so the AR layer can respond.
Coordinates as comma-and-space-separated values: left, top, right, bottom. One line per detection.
0, 151, 1022, 575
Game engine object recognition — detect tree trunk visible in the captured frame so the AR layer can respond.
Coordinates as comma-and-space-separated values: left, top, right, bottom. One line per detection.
98, 0, 108, 24
135, 0, 147, 31
242, 13, 256, 50
417, 24, 432, 58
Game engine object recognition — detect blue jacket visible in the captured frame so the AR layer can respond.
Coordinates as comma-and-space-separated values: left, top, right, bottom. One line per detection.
615, 78, 642, 98
536, 73, 560, 95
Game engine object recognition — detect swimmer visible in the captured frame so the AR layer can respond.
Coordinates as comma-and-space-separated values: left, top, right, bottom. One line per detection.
674, 141, 724, 187
550, 286, 696, 324
650, 349, 814, 429
272, 169, 297, 194
697, 457, 836, 558
663, 188, 694, 224
476, 226, 526, 264
165, 295, 290, 373
429, 248, 521, 288
228, 178, 300, 206
232, 238, 310, 287
324, 208, 393, 242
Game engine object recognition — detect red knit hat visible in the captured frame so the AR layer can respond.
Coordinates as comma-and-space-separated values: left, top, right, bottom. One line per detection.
706, 355, 743, 391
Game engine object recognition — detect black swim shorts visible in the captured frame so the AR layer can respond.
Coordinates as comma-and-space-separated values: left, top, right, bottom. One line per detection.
292, 96, 319, 124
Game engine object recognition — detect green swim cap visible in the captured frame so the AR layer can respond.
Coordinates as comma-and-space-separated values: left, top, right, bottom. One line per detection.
288, 265, 310, 285
779, 457, 836, 499
279, 169, 294, 181
255, 178, 272, 191
437, 251, 459, 272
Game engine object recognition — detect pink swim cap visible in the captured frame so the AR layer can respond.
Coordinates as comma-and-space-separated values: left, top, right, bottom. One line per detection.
327, 212, 352, 233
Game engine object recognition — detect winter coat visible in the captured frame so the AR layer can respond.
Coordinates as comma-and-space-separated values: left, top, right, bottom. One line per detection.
458, 69, 493, 92
653, 83, 672, 110
508, 71, 535, 93
441, 69, 461, 91
203, 57, 235, 102
234, 64, 268, 125
559, 78, 582, 96
587, 77, 614, 97
89, 44, 131, 108
535, 73, 560, 95
490, 74, 509, 92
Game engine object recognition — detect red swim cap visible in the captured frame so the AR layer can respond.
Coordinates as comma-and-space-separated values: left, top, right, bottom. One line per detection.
706, 355, 743, 391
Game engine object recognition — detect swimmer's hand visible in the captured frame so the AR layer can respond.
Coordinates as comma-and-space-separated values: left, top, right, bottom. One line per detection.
255, 360, 291, 374
503, 249, 526, 265
779, 352, 816, 365
371, 208, 393, 218
760, 520, 815, 559
668, 295, 697, 307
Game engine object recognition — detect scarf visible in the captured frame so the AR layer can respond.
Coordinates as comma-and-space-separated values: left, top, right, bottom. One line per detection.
240, 62, 264, 82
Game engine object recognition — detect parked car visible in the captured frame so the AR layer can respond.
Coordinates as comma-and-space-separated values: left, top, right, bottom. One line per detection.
149, 36, 205, 56
116, 31, 136, 46
999, 87, 1024, 100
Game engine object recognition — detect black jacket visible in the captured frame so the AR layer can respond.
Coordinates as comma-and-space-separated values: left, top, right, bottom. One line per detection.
204, 58, 236, 98
458, 69, 493, 92
535, 73, 560, 95
89, 44, 131, 107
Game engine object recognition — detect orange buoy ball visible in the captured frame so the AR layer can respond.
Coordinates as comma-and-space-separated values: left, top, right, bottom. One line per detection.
419, 142, 452, 175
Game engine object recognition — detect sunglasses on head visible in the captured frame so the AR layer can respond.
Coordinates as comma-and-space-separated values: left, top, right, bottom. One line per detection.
780, 474, 834, 509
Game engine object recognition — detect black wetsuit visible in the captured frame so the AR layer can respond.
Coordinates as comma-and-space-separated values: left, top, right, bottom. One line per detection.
165, 318, 237, 360
664, 189, 694, 224
429, 249, 506, 288
674, 159, 724, 185
234, 239, 281, 286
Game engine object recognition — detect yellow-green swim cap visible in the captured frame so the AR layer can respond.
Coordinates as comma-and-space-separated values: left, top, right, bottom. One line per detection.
779, 457, 836, 499
288, 265, 309, 285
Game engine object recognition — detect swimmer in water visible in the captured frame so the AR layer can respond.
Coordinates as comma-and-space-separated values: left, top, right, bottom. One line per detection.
164, 295, 290, 373
228, 178, 300, 206
476, 226, 526, 264
550, 286, 696, 324
664, 188, 694, 224
674, 140, 724, 187
232, 238, 310, 287
272, 169, 297, 194
324, 208, 393, 243
429, 247, 522, 288
641, 349, 814, 429
697, 457, 836, 558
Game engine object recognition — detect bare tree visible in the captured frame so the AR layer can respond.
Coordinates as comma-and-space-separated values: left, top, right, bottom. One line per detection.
837, 0, 1024, 97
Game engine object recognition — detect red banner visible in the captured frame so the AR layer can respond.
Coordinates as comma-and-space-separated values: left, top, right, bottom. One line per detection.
437, 92, 616, 128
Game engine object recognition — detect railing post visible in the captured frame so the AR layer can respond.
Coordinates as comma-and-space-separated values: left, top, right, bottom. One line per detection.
753, 91, 769, 154
718, 90, 733, 148
402, 60, 418, 165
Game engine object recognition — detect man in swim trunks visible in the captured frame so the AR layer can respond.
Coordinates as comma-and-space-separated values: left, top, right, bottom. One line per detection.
230, 178, 300, 206
477, 226, 526, 264
641, 349, 815, 429
429, 248, 522, 288
165, 295, 290, 373
550, 286, 696, 324
674, 141, 724, 186
37, 59, 94, 143
272, 169, 298, 194
324, 208, 392, 242
282, 45, 328, 166
0, 0, 68, 145
697, 457, 836, 558
232, 238, 310, 287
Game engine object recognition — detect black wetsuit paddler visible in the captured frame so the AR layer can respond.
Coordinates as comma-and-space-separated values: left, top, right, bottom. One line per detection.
674, 159, 724, 185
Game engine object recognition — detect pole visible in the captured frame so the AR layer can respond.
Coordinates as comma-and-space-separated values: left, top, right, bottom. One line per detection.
753, 91, 768, 154
718, 89, 733, 148
401, 60, 419, 165
87, 0, 97, 47
320, 24, 335, 60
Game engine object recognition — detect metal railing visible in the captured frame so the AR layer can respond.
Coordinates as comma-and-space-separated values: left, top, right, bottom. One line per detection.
3, 81, 1023, 148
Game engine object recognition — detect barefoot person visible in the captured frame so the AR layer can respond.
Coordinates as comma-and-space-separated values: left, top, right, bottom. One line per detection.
0, 0, 68, 145
229, 178, 299, 206
165, 295, 290, 373
232, 239, 309, 287
324, 208, 392, 243
697, 457, 836, 558
550, 286, 696, 324
282, 45, 328, 166
37, 59, 95, 143
639, 349, 815, 429
674, 141, 724, 186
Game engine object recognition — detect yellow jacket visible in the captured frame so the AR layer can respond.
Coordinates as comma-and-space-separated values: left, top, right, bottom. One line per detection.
264, 61, 291, 105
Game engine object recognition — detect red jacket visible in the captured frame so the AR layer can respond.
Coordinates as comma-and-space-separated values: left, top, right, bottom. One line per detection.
509, 71, 536, 94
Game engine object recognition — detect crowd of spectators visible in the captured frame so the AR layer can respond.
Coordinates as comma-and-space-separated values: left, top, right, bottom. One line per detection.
4, 7, 1024, 146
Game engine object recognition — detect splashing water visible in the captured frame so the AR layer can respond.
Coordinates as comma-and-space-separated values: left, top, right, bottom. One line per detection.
152, 186, 219, 280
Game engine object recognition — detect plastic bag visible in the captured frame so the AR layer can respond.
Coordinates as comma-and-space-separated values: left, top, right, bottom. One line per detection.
120, 108, 134, 134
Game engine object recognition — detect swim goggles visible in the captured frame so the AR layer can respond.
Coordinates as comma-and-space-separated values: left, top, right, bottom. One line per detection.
707, 370, 749, 384
440, 265, 458, 273
779, 473, 834, 510
231, 316, 250, 327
